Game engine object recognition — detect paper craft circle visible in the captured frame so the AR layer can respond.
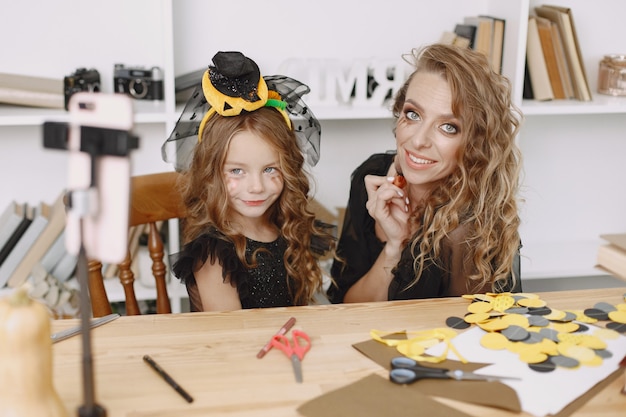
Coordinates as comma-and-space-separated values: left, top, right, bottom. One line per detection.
505, 307, 529, 315
550, 354, 580, 368
593, 328, 620, 340
480, 332, 509, 350
574, 311, 598, 324
477, 318, 508, 332
539, 338, 558, 355
544, 309, 567, 320
527, 306, 552, 316
473, 294, 494, 303
463, 312, 490, 324
573, 323, 589, 333
606, 321, 626, 333
538, 328, 560, 342
578, 335, 607, 350
527, 315, 550, 327
594, 301, 617, 313
492, 295, 516, 312
608, 310, 626, 324
560, 345, 596, 363
517, 297, 547, 308
519, 350, 548, 364
525, 331, 545, 344
583, 308, 609, 321
529, 359, 556, 373
550, 322, 580, 334
501, 314, 530, 328
501, 325, 529, 342
468, 301, 493, 314
553, 311, 577, 322
593, 349, 613, 359
446, 316, 471, 329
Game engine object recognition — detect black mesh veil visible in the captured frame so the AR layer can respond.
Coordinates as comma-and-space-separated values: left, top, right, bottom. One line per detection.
161, 74, 321, 172
264, 75, 321, 167
161, 85, 207, 172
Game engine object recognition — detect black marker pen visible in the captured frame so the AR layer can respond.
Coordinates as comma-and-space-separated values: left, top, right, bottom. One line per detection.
143, 354, 194, 403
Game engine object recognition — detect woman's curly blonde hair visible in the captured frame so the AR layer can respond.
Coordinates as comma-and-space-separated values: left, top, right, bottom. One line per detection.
392, 44, 523, 293
180, 107, 334, 305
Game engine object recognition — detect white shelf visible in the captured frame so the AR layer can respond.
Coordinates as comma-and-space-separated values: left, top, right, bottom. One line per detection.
521, 94, 626, 116
0, 100, 171, 127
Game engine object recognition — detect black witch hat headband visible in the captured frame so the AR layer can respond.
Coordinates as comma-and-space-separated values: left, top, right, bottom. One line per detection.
162, 51, 321, 172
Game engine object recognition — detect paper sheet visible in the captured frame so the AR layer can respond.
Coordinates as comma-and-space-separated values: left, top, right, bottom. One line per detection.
426, 325, 626, 417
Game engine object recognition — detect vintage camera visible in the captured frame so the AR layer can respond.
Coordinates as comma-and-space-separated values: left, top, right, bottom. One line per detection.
114, 64, 164, 100
64, 68, 101, 110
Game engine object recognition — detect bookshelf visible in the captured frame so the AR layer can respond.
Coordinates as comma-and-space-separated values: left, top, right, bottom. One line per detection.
1, 0, 625, 306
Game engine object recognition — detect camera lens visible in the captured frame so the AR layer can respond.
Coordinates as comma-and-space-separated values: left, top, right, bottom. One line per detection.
129, 79, 148, 99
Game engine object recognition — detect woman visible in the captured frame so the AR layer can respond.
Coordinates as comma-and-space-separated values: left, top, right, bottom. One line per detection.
329, 43, 522, 303
162, 51, 334, 311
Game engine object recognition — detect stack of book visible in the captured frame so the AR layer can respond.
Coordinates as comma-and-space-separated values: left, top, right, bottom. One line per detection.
524, 4, 592, 102
0, 192, 77, 290
596, 234, 626, 281
0, 72, 64, 109
440, 15, 506, 74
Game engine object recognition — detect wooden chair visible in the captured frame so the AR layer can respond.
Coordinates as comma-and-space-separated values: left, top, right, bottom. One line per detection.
87, 171, 185, 317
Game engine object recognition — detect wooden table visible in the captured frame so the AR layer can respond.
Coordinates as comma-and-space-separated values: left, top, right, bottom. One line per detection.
51, 287, 626, 417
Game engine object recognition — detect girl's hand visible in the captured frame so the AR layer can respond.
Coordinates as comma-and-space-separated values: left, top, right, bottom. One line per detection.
364, 174, 410, 248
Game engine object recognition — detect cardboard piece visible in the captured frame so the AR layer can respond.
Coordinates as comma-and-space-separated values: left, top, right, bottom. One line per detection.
297, 373, 473, 417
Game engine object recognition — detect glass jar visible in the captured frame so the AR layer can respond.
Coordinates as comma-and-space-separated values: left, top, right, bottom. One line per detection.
597, 54, 626, 96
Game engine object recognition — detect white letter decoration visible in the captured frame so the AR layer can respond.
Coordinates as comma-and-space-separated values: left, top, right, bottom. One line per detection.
277, 58, 410, 108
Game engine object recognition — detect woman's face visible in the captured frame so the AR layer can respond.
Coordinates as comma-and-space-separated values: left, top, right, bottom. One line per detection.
223, 130, 284, 224
395, 71, 463, 197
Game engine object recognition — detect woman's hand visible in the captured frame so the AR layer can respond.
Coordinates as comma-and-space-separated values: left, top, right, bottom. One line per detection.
364, 174, 411, 249
343, 174, 411, 303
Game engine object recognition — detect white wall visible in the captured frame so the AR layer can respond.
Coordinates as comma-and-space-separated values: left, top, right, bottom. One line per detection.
518, 114, 626, 243
1, 124, 172, 210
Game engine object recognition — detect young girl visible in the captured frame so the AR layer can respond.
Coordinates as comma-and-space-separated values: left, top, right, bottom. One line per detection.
162, 51, 334, 311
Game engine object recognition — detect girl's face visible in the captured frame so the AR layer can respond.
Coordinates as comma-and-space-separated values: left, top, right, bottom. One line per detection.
395, 71, 464, 199
223, 130, 284, 225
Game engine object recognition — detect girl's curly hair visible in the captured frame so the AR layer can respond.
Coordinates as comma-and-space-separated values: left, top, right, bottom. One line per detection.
180, 107, 334, 305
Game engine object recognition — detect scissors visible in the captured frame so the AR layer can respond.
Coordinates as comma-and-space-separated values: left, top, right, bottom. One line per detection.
271, 329, 311, 383
389, 356, 521, 385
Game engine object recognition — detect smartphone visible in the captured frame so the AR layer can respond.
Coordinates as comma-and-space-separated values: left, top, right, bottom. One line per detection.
64, 92, 136, 264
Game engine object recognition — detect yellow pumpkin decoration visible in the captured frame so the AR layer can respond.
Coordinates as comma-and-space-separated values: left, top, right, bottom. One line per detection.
202, 67, 268, 117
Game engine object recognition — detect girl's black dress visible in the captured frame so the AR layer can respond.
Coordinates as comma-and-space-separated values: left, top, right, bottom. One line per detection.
172, 229, 293, 311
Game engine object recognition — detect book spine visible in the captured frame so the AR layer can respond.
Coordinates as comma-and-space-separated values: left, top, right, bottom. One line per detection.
0, 204, 50, 288
526, 17, 554, 101
536, 18, 566, 99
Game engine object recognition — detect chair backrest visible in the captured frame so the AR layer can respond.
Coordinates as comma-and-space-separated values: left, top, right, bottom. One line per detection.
88, 171, 185, 317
